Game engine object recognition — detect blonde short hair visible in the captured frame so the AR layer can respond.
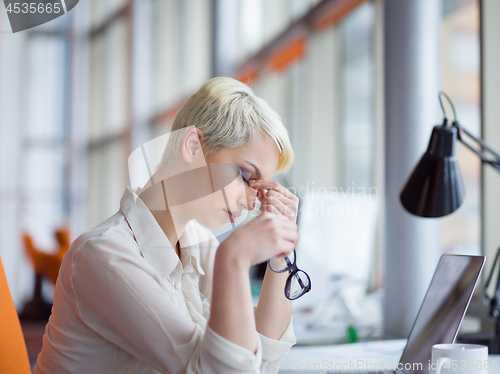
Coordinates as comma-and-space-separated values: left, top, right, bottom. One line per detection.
159, 77, 293, 173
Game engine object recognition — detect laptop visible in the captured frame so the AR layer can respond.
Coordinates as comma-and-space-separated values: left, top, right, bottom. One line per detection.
279, 254, 485, 374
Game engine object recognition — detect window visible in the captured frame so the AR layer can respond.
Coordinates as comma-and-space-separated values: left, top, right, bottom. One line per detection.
340, 2, 375, 190
441, 0, 481, 256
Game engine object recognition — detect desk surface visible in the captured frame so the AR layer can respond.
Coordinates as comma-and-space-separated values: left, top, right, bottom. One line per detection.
279, 340, 500, 373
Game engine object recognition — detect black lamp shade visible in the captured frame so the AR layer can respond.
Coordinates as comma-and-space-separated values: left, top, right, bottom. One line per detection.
400, 125, 465, 218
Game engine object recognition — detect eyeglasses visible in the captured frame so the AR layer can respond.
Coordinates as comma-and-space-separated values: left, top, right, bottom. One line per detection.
268, 250, 311, 300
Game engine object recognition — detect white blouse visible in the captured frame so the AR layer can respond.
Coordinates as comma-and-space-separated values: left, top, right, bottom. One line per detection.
33, 186, 296, 374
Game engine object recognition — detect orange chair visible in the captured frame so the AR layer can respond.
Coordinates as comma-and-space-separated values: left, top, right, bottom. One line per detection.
21, 228, 71, 320
0, 255, 31, 373
25, 227, 70, 285
54, 227, 70, 254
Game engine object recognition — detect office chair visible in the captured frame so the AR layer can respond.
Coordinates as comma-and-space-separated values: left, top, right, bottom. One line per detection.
25, 229, 69, 285
20, 228, 70, 320
0, 255, 32, 373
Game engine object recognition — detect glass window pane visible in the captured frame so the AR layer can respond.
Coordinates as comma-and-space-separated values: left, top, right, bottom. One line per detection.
22, 35, 68, 249
262, 0, 290, 45
104, 17, 128, 134
89, 35, 103, 140
239, 0, 263, 61
22, 145, 66, 248
88, 139, 126, 228
89, 17, 128, 141
150, 0, 180, 112
441, 0, 480, 255
25, 36, 66, 140
340, 2, 375, 189
91, 0, 128, 29
23, 145, 65, 191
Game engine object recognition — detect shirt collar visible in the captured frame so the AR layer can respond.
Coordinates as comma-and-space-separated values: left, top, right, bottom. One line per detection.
120, 186, 205, 278
179, 223, 209, 276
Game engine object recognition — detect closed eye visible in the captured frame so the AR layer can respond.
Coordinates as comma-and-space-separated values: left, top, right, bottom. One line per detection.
239, 169, 252, 185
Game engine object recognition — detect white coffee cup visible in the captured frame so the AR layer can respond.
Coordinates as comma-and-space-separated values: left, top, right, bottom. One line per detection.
430, 344, 488, 374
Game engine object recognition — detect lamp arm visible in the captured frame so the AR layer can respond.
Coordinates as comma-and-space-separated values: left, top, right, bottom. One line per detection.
452, 121, 500, 173
485, 248, 500, 319
449, 121, 500, 319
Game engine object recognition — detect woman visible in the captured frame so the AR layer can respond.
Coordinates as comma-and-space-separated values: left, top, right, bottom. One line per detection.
34, 77, 300, 374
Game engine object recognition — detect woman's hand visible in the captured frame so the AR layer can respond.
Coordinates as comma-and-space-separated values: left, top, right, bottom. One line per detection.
218, 213, 299, 268
211, 183, 299, 351
249, 180, 299, 223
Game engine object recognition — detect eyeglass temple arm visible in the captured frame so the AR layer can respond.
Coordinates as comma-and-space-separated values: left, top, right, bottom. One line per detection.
452, 121, 500, 173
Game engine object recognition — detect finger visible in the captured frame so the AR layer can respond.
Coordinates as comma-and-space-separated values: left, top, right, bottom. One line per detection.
265, 189, 288, 201
250, 180, 297, 201
263, 213, 298, 230
274, 250, 294, 259
261, 204, 281, 215
261, 195, 296, 219
261, 194, 286, 211
272, 250, 295, 265
257, 188, 266, 204
260, 211, 297, 229
276, 239, 297, 255
265, 190, 298, 213
280, 226, 299, 243
269, 222, 299, 241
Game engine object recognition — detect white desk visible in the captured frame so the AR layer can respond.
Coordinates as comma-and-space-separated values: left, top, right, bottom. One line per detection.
278, 340, 500, 373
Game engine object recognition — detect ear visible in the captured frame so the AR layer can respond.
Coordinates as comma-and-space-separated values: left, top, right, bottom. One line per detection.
181, 128, 204, 165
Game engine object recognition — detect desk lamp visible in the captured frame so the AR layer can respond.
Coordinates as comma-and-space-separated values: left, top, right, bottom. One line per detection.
399, 92, 500, 352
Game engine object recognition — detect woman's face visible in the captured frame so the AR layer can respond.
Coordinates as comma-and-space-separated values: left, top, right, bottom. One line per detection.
190, 133, 280, 230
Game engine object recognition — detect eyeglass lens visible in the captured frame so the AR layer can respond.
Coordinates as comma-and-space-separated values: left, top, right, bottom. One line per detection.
286, 270, 311, 300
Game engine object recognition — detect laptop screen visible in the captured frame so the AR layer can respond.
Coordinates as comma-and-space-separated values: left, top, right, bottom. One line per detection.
399, 255, 485, 374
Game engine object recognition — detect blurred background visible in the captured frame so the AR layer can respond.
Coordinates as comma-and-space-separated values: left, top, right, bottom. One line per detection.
1, 0, 497, 355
